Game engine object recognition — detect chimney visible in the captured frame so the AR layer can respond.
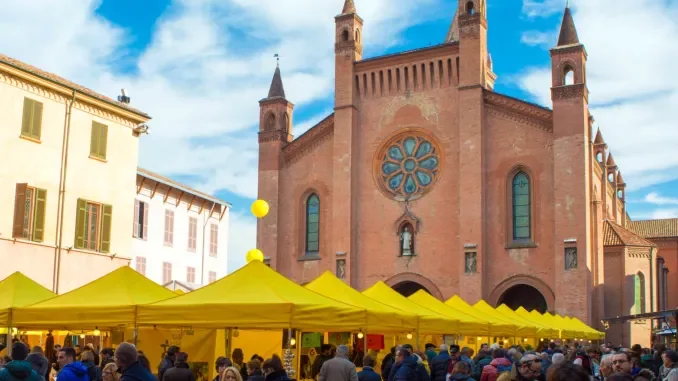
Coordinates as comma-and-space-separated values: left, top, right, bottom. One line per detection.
118, 88, 131, 104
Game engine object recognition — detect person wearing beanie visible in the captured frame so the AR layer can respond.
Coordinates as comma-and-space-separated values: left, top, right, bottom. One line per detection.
26, 352, 49, 381
0, 342, 42, 381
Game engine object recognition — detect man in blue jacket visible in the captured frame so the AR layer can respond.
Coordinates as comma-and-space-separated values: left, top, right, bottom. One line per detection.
393, 348, 430, 381
115, 343, 156, 381
429, 345, 450, 381
357, 356, 381, 381
56, 348, 88, 381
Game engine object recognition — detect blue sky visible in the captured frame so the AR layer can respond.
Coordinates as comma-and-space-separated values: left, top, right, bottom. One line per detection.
2, 0, 677, 272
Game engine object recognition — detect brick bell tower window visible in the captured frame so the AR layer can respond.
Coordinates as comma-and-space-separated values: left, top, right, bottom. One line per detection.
374, 130, 443, 201
512, 172, 532, 241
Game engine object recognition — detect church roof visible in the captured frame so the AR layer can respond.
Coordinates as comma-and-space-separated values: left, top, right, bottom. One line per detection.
557, 6, 580, 46
342, 0, 356, 14
604, 220, 657, 248
593, 129, 605, 145
267, 66, 286, 99
628, 219, 678, 239
616, 171, 626, 186
606, 153, 617, 167
446, 11, 459, 42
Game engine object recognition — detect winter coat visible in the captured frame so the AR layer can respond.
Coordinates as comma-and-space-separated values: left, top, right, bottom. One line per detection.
659, 365, 678, 381
445, 356, 461, 376
459, 357, 475, 376
56, 362, 89, 381
383, 358, 395, 381
81, 361, 100, 381
158, 358, 174, 381
247, 370, 265, 381
121, 362, 158, 381
312, 356, 333, 381
479, 358, 512, 381
318, 357, 358, 381
26, 354, 49, 381
429, 353, 451, 381
449, 374, 474, 381
393, 356, 430, 381
0, 361, 43, 381
473, 357, 492, 381
264, 370, 293, 381
357, 367, 381, 381
162, 364, 195, 381
425, 352, 437, 365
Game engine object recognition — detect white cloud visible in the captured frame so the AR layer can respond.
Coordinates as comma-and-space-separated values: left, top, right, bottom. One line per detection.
650, 209, 678, 219
522, 0, 565, 18
520, 31, 554, 47
517, 0, 678, 191
645, 192, 678, 206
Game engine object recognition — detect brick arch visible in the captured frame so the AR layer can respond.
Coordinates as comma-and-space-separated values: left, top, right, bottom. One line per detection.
488, 275, 555, 312
384, 272, 444, 300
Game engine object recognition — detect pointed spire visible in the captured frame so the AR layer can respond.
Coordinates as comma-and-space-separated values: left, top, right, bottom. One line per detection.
593, 128, 605, 145
617, 171, 626, 186
606, 153, 617, 167
446, 10, 459, 42
267, 65, 286, 99
557, 4, 580, 46
342, 0, 356, 14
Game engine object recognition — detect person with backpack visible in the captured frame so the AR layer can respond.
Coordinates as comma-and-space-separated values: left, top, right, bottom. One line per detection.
479, 349, 512, 381
393, 349, 429, 381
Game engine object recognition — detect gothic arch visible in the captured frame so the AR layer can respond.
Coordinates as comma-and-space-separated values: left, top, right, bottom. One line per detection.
489, 275, 555, 312
295, 183, 330, 258
385, 272, 444, 300
557, 60, 578, 86
506, 164, 537, 245
264, 110, 277, 131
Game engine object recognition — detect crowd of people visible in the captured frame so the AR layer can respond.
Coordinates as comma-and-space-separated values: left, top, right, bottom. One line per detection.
0, 339, 676, 381
310, 342, 678, 381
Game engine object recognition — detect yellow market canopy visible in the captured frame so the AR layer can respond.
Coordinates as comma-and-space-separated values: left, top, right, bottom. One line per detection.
472, 300, 538, 338
566, 316, 604, 340
363, 282, 457, 334
0, 272, 55, 326
13, 266, 176, 330
305, 272, 417, 333
504, 305, 558, 338
522, 309, 573, 339
446, 296, 521, 337
138, 261, 367, 331
542, 312, 583, 339
409, 290, 489, 336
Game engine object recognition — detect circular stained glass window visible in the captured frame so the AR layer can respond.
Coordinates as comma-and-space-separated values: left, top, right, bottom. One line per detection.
373, 129, 443, 201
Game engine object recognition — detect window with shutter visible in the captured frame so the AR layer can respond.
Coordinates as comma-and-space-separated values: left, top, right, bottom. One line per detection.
32, 189, 47, 242
20, 98, 43, 141
208, 271, 217, 284
100, 204, 113, 253
164, 210, 174, 246
90, 121, 109, 160
133, 200, 140, 238
210, 224, 218, 256
142, 203, 149, 240
187, 267, 195, 283
12, 184, 28, 238
133, 201, 148, 240
162, 262, 172, 284
136, 257, 146, 275
74, 199, 87, 249
188, 217, 197, 252
75, 198, 111, 253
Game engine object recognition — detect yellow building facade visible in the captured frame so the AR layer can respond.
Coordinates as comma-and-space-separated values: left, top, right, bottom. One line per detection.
0, 54, 151, 293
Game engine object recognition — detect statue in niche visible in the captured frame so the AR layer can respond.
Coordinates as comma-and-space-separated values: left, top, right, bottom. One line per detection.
336, 259, 346, 280
565, 248, 578, 270
465, 252, 477, 274
400, 225, 414, 256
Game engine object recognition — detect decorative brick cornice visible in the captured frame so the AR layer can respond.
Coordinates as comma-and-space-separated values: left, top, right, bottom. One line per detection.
334, 13, 363, 23
335, 41, 363, 56
458, 13, 487, 29
483, 91, 553, 132
628, 248, 652, 259
258, 129, 290, 144
283, 114, 334, 164
259, 96, 294, 107
551, 83, 588, 102
550, 44, 587, 58
0, 70, 138, 127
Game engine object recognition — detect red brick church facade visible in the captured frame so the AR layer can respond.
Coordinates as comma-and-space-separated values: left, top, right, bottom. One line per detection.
256, 0, 674, 345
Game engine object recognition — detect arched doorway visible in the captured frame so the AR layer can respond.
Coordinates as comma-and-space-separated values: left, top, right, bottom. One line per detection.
392, 281, 430, 297
497, 284, 548, 313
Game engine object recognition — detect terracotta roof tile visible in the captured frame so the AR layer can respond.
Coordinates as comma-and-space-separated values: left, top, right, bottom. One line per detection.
604, 220, 657, 247
557, 6, 580, 47
0, 53, 150, 119
137, 167, 231, 207
628, 219, 678, 239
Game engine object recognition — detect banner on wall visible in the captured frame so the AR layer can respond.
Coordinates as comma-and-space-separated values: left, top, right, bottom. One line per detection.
367, 335, 384, 350
302, 333, 322, 348
328, 332, 350, 347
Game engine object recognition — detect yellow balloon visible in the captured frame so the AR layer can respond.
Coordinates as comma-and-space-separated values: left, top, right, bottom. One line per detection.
246, 249, 264, 263
251, 200, 270, 218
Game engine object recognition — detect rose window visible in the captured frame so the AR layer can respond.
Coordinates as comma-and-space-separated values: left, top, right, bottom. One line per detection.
374, 131, 442, 200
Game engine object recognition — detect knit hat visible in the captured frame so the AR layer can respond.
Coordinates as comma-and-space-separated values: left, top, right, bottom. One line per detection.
12, 342, 30, 361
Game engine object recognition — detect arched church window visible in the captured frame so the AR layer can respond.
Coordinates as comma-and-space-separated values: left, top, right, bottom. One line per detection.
466, 1, 475, 15
342, 29, 349, 42
355, 29, 360, 44
305, 194, 320, 254
608, 173, 615, 183
563, 66, 575, 86
266, 112, 276, 131
634, 272, 646, 314
512, 172, 531, 241
284, 113, 290, 134
596, 152, 603, 163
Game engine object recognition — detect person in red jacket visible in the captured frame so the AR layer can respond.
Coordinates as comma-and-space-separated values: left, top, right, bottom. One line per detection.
480, 349, 512, 381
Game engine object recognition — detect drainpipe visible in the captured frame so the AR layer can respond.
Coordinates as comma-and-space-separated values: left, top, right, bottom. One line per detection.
52, 90, 77, 293
650, 247, 655, 317
200, 203, 216, 285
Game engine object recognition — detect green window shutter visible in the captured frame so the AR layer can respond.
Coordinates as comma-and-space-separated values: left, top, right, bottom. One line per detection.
12, 183, 28, 238
99, 124, 108, 159
32, 188, 47, 242
31, 101, 43, 140
100, 204, 113, 253
21, 98, 33, 136
90, 122, 100, 157
634, 274, 641, 314
74, 199, 87, 249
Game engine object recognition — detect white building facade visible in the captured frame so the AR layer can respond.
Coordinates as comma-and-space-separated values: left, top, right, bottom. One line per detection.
131, 168, 230, 287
